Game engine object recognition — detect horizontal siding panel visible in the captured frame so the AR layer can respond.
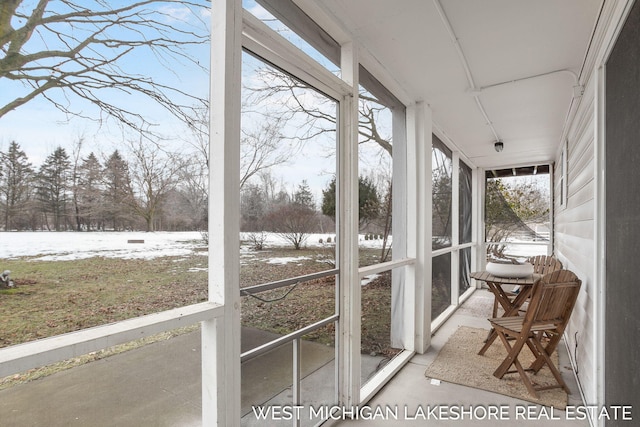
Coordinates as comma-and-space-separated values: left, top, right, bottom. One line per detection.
555, 233, 594, 268
569, 178, 595, 208
569, 150, 594, 196
562, 252, 597, 405
556, 219, 594, 240
567, 80, 595, 143
564, 198, 594, 221
569, 131, 594, 177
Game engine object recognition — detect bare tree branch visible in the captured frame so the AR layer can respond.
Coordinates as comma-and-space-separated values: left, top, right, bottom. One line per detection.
243, 66, 393, 156
1, 0, 209, 137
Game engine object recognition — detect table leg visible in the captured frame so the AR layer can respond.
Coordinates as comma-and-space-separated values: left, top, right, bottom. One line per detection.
478, 285, 533, 355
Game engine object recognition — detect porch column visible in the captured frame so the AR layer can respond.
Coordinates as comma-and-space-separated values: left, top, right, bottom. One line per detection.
337, 40, 361, 407
408, 101, 433, 354
205, 0, 242, 425
390, 105, 410, 349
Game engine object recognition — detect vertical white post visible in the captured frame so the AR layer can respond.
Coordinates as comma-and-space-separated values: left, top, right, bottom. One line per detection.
410, 102, 433, 354
293, 339, 301, 427
391, 107, 411, 349
594, 65, 607, 426
474, 168, 485, 280
471, 167, 480, 277
337, 41, 361, 407
205, 0, 242, 425
451, 152, 460, 305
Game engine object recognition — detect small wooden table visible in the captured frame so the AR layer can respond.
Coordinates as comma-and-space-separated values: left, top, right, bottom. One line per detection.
470, 270, 542, 355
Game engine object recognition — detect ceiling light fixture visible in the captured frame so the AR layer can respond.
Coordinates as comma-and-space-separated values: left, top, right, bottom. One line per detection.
494, 141, 504, 152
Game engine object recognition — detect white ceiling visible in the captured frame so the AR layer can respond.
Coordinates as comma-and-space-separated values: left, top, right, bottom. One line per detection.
308, 0, 603, 169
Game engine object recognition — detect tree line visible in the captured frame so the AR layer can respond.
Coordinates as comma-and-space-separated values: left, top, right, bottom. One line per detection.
0, 141, 207, 232
240, 172, 391, 258
0, 137, 392, 242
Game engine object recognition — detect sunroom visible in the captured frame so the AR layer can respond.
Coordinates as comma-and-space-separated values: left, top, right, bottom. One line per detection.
1, 0, 639, 426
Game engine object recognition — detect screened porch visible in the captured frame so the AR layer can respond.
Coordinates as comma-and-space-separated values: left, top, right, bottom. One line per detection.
1, 0, 638, 426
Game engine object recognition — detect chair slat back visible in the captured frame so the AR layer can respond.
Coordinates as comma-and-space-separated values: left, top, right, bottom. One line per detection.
523, 270, 581, 330
527, 255, 563, 275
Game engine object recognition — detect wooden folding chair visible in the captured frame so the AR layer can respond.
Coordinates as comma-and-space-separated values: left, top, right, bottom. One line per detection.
528, 255, 563, 275
489, 269, 581, 398
491, 255, 563, 318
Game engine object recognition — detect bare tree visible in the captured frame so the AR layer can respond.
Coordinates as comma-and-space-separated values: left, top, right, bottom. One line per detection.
126, 136, 184, 232
244, 63, 395, 260
70, 137, 85, 231
0, 0, 209, 136
240, 119, 290, 190
265, 203, 317, 250
176, 151, 208, 229
244, 66, 391, 155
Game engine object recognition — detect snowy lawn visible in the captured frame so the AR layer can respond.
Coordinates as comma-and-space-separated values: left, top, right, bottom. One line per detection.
0, 231, 393, 343
0, 231, 389, 261
0, 231, 397, 386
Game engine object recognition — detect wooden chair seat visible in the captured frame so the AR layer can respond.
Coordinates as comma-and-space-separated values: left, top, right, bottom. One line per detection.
488, 269, 581, 398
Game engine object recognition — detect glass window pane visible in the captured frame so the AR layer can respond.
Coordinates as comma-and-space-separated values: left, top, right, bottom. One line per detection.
459, 247, 471, 295
459, 161, 473, 244
361, 270, 402, 383
432, 135, 452, 249
432, 253, 452, 320
240, 51, 337, 284
357, 67, 404, 384
240, 51, 339, 415
243, 0, 339, 75
357, 85, 393, 268
0, 2, 210, 345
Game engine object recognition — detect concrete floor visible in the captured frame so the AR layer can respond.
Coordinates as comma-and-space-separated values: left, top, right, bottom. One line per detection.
327, 290, 588, 427
0, 290, 589, 426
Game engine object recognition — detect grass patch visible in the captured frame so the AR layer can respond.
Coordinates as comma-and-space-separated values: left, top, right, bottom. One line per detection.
1, 242, 398, 386
0, 256, 208, 348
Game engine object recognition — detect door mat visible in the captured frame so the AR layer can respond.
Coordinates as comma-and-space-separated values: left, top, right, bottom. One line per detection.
425, 326, 568, 409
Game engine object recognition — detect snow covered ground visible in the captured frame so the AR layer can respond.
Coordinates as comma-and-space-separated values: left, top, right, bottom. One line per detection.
0, 231, 207, 261
0, 231, 390, 262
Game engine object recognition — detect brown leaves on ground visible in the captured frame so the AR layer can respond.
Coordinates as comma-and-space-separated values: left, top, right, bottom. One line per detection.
1, 246, 396, 357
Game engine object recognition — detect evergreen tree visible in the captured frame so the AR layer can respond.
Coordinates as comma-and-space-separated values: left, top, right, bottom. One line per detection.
103, 150, 133, 231
36, 147, 71, 231
321, 176, 380, 228
293, 180, 315, 209
76, 152, 104, 230
0, 141, 34, 230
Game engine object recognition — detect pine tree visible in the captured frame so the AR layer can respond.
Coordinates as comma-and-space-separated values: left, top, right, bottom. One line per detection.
76, 152, 104, 230
36, 147, 71, 231
321, 176, 380, 227
0, 141, 34, 230
103, 150, 133, 231
293, 180, 315, 210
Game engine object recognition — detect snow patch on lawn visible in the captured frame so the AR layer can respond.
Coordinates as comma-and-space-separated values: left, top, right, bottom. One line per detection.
0, 231, 391, 262
0, 231, 205, 261
266, 256, 311, 265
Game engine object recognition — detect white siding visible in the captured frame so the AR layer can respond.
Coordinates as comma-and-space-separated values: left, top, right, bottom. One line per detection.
554, 3, 636, 417
554, 74, 598, 405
